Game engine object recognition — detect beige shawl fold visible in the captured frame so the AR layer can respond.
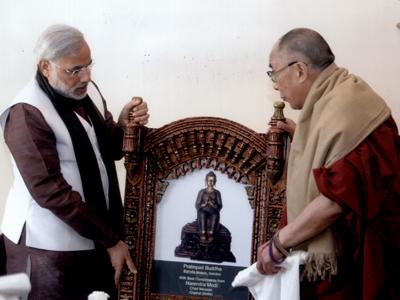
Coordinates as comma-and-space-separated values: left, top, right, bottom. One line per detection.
286, 63, 391, 280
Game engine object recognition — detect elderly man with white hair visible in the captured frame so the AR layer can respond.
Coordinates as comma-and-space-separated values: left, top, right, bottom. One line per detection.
0, 24, 149, 299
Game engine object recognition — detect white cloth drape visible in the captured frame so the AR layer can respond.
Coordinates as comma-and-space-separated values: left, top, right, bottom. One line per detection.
232, 251, 308, 300
87, 291, 110, 300
0, 273, 31, 300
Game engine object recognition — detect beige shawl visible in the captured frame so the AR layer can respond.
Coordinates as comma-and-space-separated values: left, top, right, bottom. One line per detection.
286, 64, 390, 280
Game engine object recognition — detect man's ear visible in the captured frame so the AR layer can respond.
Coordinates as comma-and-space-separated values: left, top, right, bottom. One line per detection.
38, 60, 51, 78
296, 62, 308, 83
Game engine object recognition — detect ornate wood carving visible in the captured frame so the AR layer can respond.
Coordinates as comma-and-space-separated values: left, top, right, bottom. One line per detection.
118, 103, 289, 300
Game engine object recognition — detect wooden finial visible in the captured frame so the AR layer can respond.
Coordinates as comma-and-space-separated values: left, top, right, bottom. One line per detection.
268, 101, 286, 126
266, 101, 287, 184
122, 97, 143, 153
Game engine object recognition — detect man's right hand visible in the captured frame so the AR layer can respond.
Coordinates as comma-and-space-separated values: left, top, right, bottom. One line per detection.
107, 240, 137, 286
277, 118, 296, 139
256, 241, 281, 275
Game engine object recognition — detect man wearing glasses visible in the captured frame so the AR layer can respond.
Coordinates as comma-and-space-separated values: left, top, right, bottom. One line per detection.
257, 28, 400, 299
0, 24, 149, 299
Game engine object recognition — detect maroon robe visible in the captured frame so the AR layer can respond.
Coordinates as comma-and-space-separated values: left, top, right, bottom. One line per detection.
297, 117, 400, 299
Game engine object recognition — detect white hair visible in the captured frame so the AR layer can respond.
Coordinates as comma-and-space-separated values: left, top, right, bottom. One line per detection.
34, 24, 86, 63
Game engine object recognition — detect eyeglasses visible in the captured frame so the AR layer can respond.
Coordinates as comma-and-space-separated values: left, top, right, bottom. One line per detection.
267, 61, 298, 83
51, 61, 94, 77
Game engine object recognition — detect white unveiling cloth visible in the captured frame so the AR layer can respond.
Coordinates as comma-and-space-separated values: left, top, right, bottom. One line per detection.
0, 273, 31, 300
88, 291, 110, 300
232, 251, 308, 300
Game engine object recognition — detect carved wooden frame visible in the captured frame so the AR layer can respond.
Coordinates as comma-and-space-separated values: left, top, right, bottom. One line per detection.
118, 104, 288, 300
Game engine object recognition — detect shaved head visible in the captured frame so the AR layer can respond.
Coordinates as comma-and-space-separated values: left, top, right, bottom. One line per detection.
277, 28, 335, 70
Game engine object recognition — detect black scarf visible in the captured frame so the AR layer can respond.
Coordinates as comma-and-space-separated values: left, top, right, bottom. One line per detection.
36, 70, 122, 233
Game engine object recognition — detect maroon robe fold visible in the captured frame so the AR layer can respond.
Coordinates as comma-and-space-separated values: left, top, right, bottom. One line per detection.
297, 117, 400, 300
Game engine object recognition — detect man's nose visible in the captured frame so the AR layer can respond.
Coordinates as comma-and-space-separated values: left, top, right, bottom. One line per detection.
78, 68, 91, 83
273, 82, 279, 91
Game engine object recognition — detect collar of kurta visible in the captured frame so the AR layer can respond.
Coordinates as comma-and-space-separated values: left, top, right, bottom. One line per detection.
286, 63, 390, 280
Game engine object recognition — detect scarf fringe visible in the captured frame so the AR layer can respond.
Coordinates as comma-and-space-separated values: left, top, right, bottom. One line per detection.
301, 253, 338, 281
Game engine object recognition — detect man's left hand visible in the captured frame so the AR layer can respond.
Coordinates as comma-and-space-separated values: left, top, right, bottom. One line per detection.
107, 240, 138, 286
118, 96, 149, 127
